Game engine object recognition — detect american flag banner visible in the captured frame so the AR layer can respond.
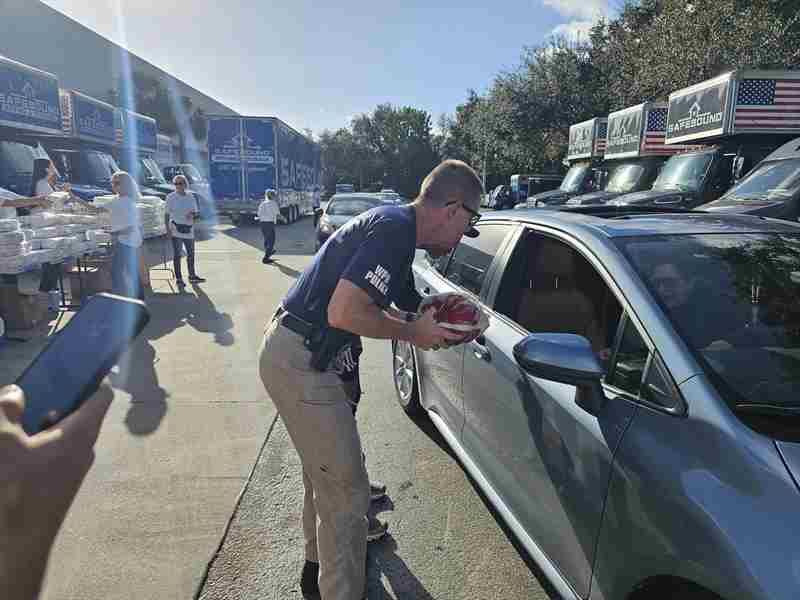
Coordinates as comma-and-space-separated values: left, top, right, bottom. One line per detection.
643, 107, 694, 155
734, 79, 800, 130
595, 120, 607, 155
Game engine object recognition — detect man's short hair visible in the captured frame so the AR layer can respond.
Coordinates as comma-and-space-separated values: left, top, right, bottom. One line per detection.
418, 160, 483, 210
172, 174, 188, 185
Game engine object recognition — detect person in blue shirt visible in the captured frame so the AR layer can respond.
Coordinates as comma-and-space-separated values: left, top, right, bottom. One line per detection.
259, 160, 483, 600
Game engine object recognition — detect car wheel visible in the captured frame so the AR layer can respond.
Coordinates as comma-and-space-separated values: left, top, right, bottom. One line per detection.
392, 340, 421, 416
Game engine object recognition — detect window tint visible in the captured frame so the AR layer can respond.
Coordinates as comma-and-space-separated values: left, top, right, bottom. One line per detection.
641, 354, 679, 409
444, 224, 508, 296
608, 313, 649, 396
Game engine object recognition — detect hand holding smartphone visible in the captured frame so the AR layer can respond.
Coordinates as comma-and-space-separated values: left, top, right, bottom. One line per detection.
16, 293, 150, 435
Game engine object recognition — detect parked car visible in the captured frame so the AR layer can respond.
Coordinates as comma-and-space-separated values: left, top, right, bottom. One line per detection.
316, 193, 387, 249
392, 205, 800, 600
703, 136, 800, 221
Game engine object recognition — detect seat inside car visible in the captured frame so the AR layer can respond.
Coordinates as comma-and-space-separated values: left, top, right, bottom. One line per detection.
515, 237, 605, 350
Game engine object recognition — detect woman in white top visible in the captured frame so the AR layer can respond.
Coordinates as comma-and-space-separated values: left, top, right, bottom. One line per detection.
108, 171, 144, 300
30, 158, 94, 213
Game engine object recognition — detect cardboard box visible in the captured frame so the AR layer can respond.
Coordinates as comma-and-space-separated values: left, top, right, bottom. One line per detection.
67, 261, 113, 303
0, 285, 48, 330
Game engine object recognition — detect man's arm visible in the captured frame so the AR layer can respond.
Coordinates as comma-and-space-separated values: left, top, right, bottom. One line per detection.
328, 280, 461, 349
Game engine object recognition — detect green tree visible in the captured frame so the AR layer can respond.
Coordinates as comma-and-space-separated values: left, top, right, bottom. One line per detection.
352, 104, 440, 197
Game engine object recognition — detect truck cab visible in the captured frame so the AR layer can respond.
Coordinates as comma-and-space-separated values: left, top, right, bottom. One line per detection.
526, 161, 603, 207
43, 145, 118, 200
704, 137, 800, 220
567, 156, 665, 206
526, 117, 608, 208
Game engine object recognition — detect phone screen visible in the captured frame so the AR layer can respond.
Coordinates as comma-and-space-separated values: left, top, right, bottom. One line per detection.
17, 293, 149, 435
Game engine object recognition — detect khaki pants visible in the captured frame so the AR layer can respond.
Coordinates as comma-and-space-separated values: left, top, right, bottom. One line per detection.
259, 314, 369, 600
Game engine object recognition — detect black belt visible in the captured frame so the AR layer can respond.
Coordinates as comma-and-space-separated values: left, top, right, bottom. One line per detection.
275, 306, 314, 338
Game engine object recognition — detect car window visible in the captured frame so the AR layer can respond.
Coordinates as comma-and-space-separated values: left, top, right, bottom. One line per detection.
494, 231, 623, 354
443, 224, 508, 296
606, 314, 649, 396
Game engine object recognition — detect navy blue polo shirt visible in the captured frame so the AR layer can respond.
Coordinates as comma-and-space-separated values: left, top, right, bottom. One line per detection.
283, 204, 421, 327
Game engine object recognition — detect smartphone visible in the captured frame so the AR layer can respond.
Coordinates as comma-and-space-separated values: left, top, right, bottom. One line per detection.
17, 293, 150, 435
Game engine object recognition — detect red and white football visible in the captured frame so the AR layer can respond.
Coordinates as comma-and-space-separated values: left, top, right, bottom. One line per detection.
418, 293, 488, 345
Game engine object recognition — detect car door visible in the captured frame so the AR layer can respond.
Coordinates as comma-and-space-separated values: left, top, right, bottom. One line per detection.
413, 224, 512, 434
460, 228, 638, 598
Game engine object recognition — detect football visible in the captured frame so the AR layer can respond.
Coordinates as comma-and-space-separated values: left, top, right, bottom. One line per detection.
418, 292, 489, 345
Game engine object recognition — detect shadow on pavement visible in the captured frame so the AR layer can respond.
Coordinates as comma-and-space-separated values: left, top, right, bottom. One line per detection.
110, 283, 234, 436
220, 218, 317, 257
367, 533, 435, 600
269, 259, 303, 279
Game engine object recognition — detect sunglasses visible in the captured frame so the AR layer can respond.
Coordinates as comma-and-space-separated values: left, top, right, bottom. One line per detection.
446, 200, 481, 228
175, 181, 186, 186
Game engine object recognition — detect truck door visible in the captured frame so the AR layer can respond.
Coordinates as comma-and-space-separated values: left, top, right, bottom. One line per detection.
242, 118, 275, 207
208, 118, 244, 205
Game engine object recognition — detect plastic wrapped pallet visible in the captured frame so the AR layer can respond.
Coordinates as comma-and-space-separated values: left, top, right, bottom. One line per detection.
19, 212, 61, 229
0, 254, 32, 274
20, 228, 34, 241
29, 239, 42, 250
31, 226, 66, 239
39, 236, 74, 250
0, 242, 30, 258
0, 218, 19, 234
0, 230, 25, 245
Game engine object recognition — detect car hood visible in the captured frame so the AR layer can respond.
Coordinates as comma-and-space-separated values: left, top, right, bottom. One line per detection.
140, 186, 166, 200
70, 184, 112, 201
609, 189, 691, 206
321, 214, 352, 228
703, 197, 787, 215
566, 191, 621, 206
526, 188, 574, 207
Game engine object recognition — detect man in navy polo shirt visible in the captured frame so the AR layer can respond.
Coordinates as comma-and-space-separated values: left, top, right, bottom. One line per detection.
259, 160, 482, 600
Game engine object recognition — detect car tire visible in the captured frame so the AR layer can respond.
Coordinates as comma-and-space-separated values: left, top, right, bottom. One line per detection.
392, 340, 422, 416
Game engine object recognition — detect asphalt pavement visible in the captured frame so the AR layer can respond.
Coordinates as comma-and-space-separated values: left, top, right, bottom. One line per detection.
5, 217, 556, 600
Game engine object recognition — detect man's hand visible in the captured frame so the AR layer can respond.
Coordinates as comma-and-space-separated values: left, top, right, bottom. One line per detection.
0, 384, 113, 599
409, 307, 463, 351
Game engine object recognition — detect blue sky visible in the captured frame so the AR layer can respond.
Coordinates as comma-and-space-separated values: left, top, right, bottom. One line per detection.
43, 0, 607, 135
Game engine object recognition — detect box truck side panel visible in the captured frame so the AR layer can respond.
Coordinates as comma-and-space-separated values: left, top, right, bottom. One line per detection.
0, 55, 61, 134
242, 118, 275, 202
208, 117, 244, 205
60, 90, 116, 145
605, 106, 644, 160
666, 73, 733, 144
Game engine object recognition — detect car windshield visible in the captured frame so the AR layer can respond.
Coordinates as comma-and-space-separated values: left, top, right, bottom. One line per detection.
181, 164, 206, 183
560, 164, 590, 192
605, 163, 645, 193
652, 153, 712, 192
721, 158, 800, 203
142, 158, 167, 184
619, 233, 800, 411
327, 196, 383, 216
85, 152, 115, 184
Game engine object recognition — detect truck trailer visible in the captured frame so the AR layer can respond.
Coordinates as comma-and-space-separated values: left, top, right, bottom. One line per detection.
611, 70, 800, 209
207, 116, 320, 225
526, 117, 607, 207
566, 102, 695, 206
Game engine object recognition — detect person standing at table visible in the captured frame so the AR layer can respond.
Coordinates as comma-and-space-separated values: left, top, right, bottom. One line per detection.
165, 174, 204, 287
108, 171, 144, 300
257, 189, 280, 264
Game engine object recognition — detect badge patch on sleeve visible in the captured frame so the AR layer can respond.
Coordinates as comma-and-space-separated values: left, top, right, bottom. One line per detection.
365, 265, 391, 296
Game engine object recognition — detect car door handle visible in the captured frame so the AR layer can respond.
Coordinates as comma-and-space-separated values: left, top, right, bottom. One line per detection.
471, 335, 490, 361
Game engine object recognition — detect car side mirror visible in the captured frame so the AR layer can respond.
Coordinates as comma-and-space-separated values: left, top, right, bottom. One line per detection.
513, 333, 606, 412
314, 208, 323, 217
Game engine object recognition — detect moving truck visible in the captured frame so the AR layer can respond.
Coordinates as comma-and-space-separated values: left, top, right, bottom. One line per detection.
155, 134, 176, 170
566, 102, 694, 206
207, 116, 320, 225
114, 108, 174, 199
28, 89, 119, 201
526, 117, 607, 207
0, 55, 107, 199
610, 70, 800, 209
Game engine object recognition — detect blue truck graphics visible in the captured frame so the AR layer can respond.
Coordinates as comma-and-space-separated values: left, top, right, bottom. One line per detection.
208, 116, 320, 223
60, 89, 115, 145
116, 108, 157, 153
0, 55, 61, 134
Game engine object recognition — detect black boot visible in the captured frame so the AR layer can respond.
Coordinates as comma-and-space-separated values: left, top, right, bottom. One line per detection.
300, 560, 319, 598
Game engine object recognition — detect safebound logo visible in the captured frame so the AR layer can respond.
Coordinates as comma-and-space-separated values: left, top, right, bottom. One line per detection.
668, 100, 723, 135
